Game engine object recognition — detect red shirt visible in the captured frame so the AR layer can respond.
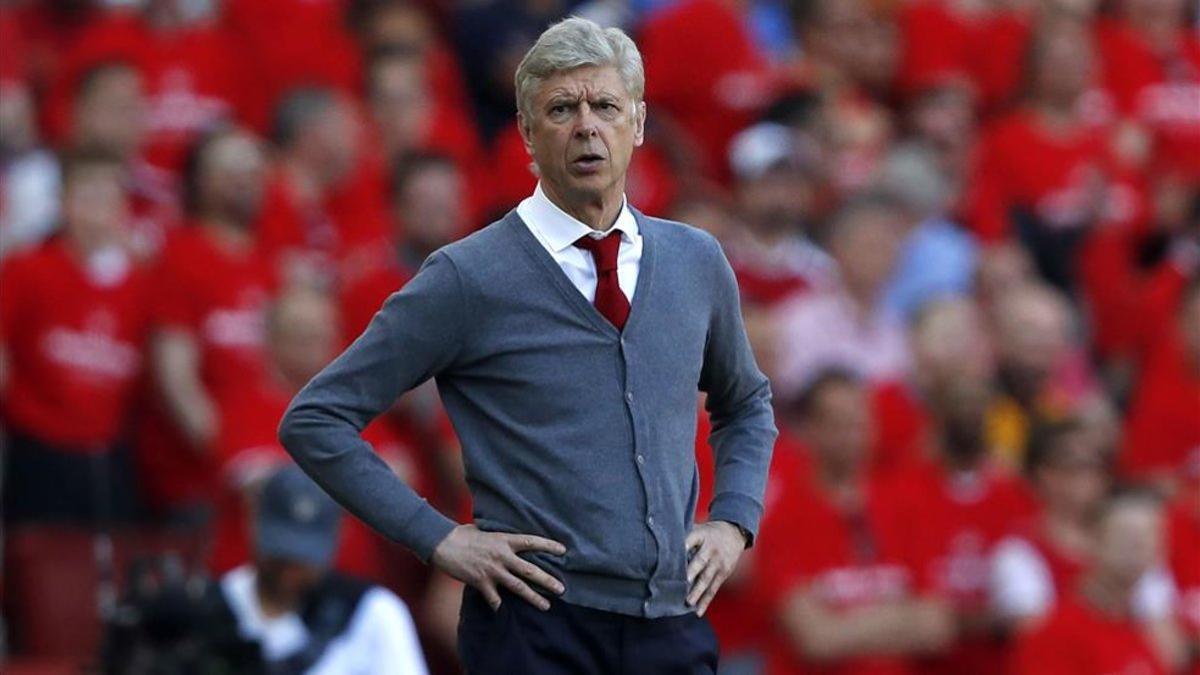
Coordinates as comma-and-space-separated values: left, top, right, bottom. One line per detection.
755, 472, 918, 675
255, 165, 391, 286
209, 377, 414, 582
1013, 596, 1168, 675
1096, 18, 1200, 179
1122, 328, 1200, 481
1167, 496, 1200, 643
966, 108, 1133, 244
0, 239, 147, 448
135, 226, 274, 509
640, 0, 773, 182
882, 460, 1036, 675
47, 12, 254, 173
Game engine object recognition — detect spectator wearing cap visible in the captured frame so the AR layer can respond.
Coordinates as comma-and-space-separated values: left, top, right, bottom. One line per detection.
280, 17, 775, 673
219, 464, 429, 674
722, 121, 836, 308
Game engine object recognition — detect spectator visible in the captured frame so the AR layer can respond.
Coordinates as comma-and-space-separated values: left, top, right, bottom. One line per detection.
875, 144, 979, 321
987, 282, 1101, 470
755, 369, 955, 674
211, 285, 415, 585
68, 60, 179, 259
0, 148, 147, 524
883, 344, 1036, 675
990, 418, 1177, 631
772, 192, 910, 398
257, 87, 389, 287
1166, 460, 1200, 674
722, 121, 836, 308
1013, 490, 1186, 675
219, 464, 430, 673
136, 126, 273, 523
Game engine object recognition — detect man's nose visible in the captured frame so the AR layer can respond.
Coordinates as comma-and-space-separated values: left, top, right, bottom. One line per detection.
573, 104, 599, 138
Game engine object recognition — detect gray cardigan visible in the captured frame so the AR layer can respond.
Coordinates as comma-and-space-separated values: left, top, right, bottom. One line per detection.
278, 209, 776, 617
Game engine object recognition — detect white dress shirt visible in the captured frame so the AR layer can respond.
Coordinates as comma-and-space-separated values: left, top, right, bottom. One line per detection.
221, 565, 430, 675
516, 182, 642, 304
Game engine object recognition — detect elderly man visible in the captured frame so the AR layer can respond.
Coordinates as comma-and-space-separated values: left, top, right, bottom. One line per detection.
278, 17, 776, 674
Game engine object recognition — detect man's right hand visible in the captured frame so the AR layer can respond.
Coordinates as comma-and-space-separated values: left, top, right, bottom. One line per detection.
430, 524, 567, 611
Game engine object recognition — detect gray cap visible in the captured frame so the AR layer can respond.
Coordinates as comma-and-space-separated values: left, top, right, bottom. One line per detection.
255, 464, 342, 567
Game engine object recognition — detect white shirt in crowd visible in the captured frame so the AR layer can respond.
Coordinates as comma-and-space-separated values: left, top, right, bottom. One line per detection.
989, 536, 1179, 621
516, 182, 642, 304
221, 565, 430, 675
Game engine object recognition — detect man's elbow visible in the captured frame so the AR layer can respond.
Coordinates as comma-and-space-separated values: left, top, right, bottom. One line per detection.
276, 404, 309, 455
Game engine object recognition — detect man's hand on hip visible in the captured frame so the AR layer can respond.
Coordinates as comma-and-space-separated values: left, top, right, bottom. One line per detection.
685, 520, 747, 617
431, 524, 567, 611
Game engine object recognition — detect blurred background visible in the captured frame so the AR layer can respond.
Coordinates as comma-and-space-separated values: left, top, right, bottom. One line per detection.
0, 0, 1198, 673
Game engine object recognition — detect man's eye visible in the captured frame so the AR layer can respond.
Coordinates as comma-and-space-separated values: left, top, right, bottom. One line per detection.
550, 105, 568, 114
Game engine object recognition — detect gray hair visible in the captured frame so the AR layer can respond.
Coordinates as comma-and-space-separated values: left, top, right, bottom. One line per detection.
514, 17, 645, 122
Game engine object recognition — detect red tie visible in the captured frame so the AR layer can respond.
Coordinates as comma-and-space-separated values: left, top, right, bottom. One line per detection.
573, 232, 630, 331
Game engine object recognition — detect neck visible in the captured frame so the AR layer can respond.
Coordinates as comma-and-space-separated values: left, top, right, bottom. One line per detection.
816, 461, 863, 508
1081, 572, 1134, 619
254, 576, 297, 618
284, 158, 324, 202
200, 216, 252, 251
542, 181, 624, 231
1043, 508, 1093, 557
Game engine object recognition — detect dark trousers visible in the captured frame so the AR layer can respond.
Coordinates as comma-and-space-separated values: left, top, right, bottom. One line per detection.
457, 586, 719, 675
1, 430, 137, 525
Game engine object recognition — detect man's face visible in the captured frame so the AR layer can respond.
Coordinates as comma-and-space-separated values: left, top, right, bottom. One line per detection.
803, 382, 871, 474
398, 163, 463, 250
76, 68, 146, 157
202, 132, 267, 224
1094, 501, 1163, 589
518, 65, 645, 205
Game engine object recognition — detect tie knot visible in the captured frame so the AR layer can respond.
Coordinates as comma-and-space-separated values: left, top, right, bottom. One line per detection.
573, 232, 622, 272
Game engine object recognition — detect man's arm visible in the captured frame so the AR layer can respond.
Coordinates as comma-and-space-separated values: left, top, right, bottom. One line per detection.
686, 234, 778, 615
696, 234, 777, 544
779, 590, 956, 661
153, 328, 218, 452
278, 252, 467, 562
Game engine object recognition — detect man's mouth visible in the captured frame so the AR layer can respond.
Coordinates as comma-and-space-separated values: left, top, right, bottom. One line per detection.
571, 153, 606, 172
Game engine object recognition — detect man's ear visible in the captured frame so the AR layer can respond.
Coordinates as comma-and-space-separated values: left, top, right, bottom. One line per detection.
633, 101, 647, 147
517, 112, 535, 156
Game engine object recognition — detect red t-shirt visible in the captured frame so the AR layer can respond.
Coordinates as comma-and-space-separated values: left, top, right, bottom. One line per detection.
755, 472, 920, 675
47, 11, 254, 174
868, 381, 930, 480
881, 459, 1037, 675
965, 108, 1134, 244
255, 164, 391, 286
1122, 327, 1200, 481
0, 239, 147, 448
208, 377, 417, 582
1012, 596, 1168, 675
1096, 18, 1200, 179
639, 0, 774, 183
135, 226, 274, 509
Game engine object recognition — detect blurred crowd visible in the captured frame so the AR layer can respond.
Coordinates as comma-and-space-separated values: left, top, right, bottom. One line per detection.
0, 0, 1198, 673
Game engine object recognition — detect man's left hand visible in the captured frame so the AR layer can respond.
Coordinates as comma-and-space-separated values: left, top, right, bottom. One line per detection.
685, 520, 747, 617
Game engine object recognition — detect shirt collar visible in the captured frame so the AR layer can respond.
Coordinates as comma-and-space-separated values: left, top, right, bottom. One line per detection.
525, 182, 639, 253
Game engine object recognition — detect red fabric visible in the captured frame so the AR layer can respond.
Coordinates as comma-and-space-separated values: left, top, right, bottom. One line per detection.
965, 9, 1034, 113
1122, 327, 1200, 480
1096, 18, 1200, 179
46, 12, 255, 173
0, 239, 147, 448
255, 164, 391, 285
1012, 595, 1168, 675
337, 257, 415, 346
208, 377, 414, 582
135, 226, 274, 510
1167, 496, 1200, 642
896, 1, 974, 97
965, 108, 1120, 243
868, 381, 930, 480
573, 233, 629, 330
640, 0, 773, 182
755, 472, 918, 675
880, 459, 1037, 675
220, 0, 360, 131
695, 416, 810, 657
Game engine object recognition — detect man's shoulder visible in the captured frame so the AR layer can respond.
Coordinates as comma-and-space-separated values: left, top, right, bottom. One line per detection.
633, 209, 724, 259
